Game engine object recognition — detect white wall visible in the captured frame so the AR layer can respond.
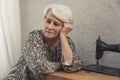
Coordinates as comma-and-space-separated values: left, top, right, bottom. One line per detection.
20, 0, 120, 68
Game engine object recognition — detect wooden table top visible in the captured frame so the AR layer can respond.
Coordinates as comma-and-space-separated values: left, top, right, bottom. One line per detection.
46, 70, 120, 80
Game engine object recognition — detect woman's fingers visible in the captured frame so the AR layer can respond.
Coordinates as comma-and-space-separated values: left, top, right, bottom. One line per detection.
61, 23, 73, 35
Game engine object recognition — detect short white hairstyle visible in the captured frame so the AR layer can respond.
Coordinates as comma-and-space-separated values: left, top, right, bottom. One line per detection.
43, 4, 73, 24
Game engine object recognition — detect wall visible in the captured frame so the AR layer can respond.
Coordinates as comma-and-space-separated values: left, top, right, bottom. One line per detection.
20, 0, 120, 68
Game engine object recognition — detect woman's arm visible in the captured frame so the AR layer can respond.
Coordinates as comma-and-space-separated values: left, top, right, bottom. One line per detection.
60, 23, 73, 62
60, 33, 73, 62
62, 37, 83, 72
60, 23, 83, 72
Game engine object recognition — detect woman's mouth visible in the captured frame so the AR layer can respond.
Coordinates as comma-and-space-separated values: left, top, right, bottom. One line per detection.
45, 31, 54, 34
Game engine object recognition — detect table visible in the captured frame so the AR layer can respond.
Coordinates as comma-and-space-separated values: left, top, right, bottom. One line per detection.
45, 70, 120, 80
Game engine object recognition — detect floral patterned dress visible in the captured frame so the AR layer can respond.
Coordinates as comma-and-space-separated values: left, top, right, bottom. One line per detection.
6, 30, 83, 80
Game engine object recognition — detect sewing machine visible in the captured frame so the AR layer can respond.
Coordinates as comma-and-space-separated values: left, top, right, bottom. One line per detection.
83, 36, 120, 76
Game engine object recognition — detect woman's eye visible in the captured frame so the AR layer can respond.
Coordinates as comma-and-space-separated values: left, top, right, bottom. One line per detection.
54, 22, 60, 27
46, 19, 51, 24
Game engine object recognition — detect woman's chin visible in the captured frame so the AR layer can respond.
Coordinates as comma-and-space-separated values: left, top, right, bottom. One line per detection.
44, 35, 58, 39
45, 35, 54, 39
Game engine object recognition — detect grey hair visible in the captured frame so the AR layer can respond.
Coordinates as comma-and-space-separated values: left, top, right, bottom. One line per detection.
43, 4, 73, 24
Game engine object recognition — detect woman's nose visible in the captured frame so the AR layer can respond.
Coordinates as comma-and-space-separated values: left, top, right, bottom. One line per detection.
48, 22, 54, 29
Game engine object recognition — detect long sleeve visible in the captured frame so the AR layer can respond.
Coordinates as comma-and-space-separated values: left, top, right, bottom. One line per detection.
62, 37, 83, 72
23, 31, 57, 75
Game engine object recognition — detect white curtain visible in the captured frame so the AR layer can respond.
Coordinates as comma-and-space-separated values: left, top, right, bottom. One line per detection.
0, 0, 21, 79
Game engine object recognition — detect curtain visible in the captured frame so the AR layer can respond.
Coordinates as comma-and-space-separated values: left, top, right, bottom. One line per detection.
0, 0, 21, 79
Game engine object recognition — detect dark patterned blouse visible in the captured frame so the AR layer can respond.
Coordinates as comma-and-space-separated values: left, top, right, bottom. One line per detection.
6, 30, 83, 80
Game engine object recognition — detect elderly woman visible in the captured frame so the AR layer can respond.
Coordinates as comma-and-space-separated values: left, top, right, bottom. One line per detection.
6, 4, 83, 80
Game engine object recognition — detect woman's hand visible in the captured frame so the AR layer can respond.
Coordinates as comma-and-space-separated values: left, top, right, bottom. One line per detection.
60, 23, 73, 36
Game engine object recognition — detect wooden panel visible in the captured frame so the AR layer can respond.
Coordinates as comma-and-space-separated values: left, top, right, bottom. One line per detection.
46, 70, 120, 80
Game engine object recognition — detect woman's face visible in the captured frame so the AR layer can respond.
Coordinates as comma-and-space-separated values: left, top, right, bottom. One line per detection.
43, 11, 63, 39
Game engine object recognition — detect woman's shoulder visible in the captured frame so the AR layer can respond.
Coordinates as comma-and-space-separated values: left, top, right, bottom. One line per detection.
67, 36, 72, 40
28, 30, 42, 37
66, 36, 74, 44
